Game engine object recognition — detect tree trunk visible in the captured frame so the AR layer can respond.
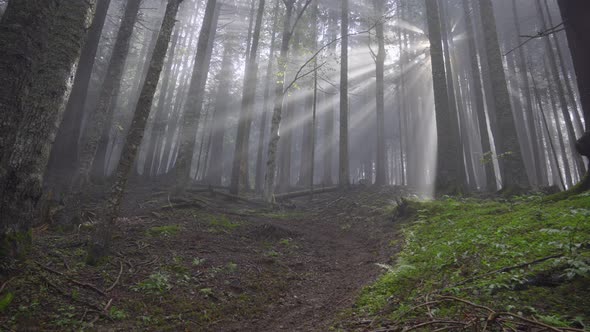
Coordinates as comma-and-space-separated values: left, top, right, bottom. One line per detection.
45, 0, 111, 198
339, 0, 350, 188
87, 0, 183, 265
373, 0, 387, 185
173, 0, 220, 190
478, 0, 529, 190
74, 0, 141, 189
0, 0, 95, 266
264, 1, 295, 201
558, 0, 590, 191
229, 0, 266, 195
536, 0, 586, 180
205, 40, 233, 186
425, 0, 462, 194
144, 28, 180, 177
254, 0, 280, 194
462, 0, 495, 191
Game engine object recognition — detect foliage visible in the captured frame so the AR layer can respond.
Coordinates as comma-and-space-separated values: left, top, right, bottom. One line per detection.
207, 215, 241, 232
0, 293, 14, 312
133, 272, 172, 294
357, 194, 590, 328
146, 225, 181, 237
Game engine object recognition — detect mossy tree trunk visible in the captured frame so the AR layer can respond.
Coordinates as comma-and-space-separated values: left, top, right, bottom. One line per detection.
87, 0, 183, 265
0, 0, 95, 267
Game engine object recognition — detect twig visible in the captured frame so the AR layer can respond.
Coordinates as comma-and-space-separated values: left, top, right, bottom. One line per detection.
39, 274, 103, 312
103, 298, 113, 313
106, 261, 123, 292
0, 277, 15, 294
403, 320, 466, 331
35, 262, 106, 296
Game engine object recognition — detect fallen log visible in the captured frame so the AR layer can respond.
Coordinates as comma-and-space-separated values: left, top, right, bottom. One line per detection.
274, 186, 340, 201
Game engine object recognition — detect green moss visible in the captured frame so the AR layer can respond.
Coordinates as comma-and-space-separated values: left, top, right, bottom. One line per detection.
207, 215, 241, 232
356, 193, 590, 327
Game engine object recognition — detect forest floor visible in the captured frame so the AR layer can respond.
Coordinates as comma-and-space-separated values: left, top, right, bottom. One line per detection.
0, 185, 408, 331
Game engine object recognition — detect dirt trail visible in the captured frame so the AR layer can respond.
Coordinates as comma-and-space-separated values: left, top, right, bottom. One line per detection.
225, 188, 403, 331
0, 186, 405, 331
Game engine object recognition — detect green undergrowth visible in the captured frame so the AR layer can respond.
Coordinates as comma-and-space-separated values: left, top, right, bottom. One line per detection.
357, 192, 590, 329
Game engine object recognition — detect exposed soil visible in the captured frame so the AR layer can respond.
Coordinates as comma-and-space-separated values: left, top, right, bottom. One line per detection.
0, 186, 407, 331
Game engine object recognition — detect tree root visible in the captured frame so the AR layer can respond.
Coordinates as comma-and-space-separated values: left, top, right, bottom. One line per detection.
35, 261, 106, 296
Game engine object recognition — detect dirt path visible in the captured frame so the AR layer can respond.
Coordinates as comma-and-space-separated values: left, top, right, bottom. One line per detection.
1, 186, 405, 331
223, 188, 403, 331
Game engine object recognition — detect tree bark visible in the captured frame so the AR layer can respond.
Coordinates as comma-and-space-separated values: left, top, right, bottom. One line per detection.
45, 0, 111, 198
173, 0, 220, 190
87, 0, 183, 264
339, 0, 350, 187
425, 0, 462, 194
254, 0, 280, 194
229, 0, 266, 195
373, 0, 387, 185
74, 0, 142, 189
0, 0, 95, 265
478, 0, 529, 190
558, 0, 590, 191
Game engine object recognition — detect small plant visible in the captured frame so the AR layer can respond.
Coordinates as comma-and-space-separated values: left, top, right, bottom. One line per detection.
109, 306, 128, 320
147, 225, 181, 237
0, 293, 14, 312
134, 272, 172, 294
208, 215, 240, 232
225, 262, 238, 273
199, 288, 214, 297
192, 257, 206, 266
265, 250, 280, 258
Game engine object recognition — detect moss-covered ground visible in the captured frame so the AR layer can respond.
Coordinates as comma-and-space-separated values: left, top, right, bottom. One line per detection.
349, 192, 590, 331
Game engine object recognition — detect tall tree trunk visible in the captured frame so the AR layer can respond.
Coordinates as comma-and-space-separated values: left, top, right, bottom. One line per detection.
339, 0, 350, 187
557, 0, 590, 190
255, 0, 280, 194
0, 0, 95, 265
264, 1, 295, 201
373, 0, 387, 185
512, 0, 543, 186
87, 0, 183, 265
425, 0, 462, 194
462, 0, 495, 191
144, 28, 180, 176
536, 0, 586, 180
478, 0, 529, 190
205, 40, 233, 186
229, 0, 266, 195
173, 0, 220, 191
45, 0, 111, 198
74, 0, 142, 189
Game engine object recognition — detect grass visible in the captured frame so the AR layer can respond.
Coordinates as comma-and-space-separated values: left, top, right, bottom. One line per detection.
356, 192, 590, 329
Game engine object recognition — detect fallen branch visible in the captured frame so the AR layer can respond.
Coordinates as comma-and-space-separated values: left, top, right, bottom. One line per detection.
106, 261, 123, 292
36, 262, 106, 296
274, 186, 340, 201
403, 320, 467, 332
39, 273, 103, 312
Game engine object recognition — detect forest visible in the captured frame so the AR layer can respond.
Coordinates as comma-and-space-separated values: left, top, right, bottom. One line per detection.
0, 0, 589, 330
